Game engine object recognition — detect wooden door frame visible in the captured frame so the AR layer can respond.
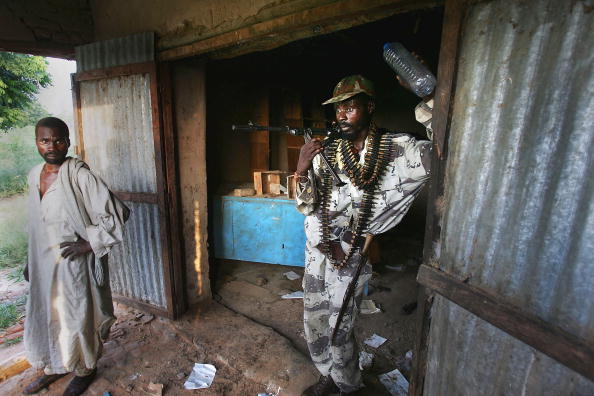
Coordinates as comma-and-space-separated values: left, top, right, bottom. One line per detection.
72, 61, 186, 319
409, 0, 594, 393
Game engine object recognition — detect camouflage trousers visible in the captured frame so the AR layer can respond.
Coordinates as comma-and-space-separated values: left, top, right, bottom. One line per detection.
303, 241, 372, 393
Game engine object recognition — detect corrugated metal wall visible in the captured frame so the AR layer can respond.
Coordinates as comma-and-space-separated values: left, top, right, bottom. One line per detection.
75, 32, 154, 72
79, 74, 167, 308
425, 0, 594, 394
79, 75, 157, 193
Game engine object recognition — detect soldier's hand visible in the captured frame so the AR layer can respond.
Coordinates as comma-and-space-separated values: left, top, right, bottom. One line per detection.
60, 238, 93, 259
296, 138, 323, 176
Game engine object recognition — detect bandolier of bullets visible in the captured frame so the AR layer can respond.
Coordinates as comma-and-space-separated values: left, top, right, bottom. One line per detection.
318, 125, 393, 268
317, 138, 340, 258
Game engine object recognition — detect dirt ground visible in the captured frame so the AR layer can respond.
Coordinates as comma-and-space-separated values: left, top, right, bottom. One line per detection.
0, 231, 421, 396
213, 252, 420, 396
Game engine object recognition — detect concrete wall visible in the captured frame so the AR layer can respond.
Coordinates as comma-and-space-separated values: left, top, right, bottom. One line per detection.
90, 0, 441, 59
0, 0, 93, 58
173, 60, 211, 304
91, 0, 335, 50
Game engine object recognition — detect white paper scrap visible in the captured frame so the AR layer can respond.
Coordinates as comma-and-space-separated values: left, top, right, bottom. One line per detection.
283, 271, 301, 281
360, 299, 381, 314
281, 291, 304, 299
379, 368, 409, 396
364, 334, 387, 348
359, 351, 374, 370
184, 363, 216, 390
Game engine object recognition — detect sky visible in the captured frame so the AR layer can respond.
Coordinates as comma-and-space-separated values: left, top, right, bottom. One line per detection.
36, 57, 77, 123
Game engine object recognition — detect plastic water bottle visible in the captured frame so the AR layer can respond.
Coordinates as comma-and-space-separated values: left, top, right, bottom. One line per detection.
383, 42, 436, 98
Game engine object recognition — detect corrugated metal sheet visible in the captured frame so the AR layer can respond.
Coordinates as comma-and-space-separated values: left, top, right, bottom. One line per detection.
75, 32, 154, 72
79, 73, 166, 309
425, 0, 594, 393
109, 202, 165, 307
79, 74, 157, 193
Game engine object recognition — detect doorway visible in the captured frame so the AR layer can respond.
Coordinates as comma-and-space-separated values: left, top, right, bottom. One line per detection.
205, 6, 443, 393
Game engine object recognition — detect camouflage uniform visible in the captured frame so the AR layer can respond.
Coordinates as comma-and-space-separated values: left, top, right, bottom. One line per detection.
296, 98, 433, 393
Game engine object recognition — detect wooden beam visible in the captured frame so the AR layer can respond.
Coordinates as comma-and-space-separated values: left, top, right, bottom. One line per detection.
113, 295, 172, 320
74, 62, 155, 82
159, 61, 188, 317
159, 0, 442, 61
70, 74, 85, 161
112, 191, 158, 204
417, 264, 594, 382
0, 39, 75, 59
410, 1, 467, 395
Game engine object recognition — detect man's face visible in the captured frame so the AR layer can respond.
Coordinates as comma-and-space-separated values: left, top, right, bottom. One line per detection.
36, 127, 70, 165
334, 96, 373, 141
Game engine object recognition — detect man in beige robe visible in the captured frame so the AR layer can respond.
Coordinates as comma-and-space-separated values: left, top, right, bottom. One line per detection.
23, 117, 129, 396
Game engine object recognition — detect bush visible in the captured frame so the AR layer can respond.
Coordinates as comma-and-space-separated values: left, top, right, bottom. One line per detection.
0, 196, 28, 268
0, 126, 41, 198
0, 301, 20, 330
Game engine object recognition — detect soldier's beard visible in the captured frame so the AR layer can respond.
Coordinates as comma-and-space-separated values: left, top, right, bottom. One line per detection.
339, 122, 368, 141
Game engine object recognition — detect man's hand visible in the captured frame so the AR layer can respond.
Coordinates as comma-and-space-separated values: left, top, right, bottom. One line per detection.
396, 51, 435, 100
296, 138, 323, 176
60, 238, 92, 259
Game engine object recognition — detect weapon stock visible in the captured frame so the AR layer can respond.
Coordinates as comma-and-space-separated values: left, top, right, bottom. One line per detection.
232, 121, 346, 187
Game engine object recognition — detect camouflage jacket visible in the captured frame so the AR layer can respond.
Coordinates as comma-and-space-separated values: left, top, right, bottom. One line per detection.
296, 100, 433, 250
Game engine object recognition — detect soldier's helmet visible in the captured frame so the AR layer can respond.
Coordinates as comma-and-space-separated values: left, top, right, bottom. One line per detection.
322, 75, 376, 105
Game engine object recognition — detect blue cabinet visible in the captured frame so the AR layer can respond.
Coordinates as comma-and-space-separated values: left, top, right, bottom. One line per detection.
213, 195, 306, 267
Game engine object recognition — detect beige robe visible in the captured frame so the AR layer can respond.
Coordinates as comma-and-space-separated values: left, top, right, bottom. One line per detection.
24, 158, 129, 374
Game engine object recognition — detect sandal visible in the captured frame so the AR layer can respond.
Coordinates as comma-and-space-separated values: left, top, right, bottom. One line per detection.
23, 373, 67, 394
62, 369, 96, 396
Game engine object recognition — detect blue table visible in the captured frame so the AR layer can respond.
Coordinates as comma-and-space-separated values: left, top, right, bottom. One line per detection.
213, 195, 306, 267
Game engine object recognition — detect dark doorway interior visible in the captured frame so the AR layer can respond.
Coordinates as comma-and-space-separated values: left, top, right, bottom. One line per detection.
205, 6, 443, 392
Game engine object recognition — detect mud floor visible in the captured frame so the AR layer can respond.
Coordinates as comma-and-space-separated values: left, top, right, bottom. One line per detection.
213, 234, 422, 395
0, 302, 319, 396
0, 234, 422, 395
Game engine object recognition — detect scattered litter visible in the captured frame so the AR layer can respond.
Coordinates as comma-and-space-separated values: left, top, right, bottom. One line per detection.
146, 382, 163, 396
359, 351, 374, 370
110, 328, 126, 338
258, 383, 281, 396
103, 392, 111, 396
379, 368, 409, 396
128, 372, 141, 380
364, 334, 387, 348
360, 300, 381, 314
176, 372, 186, 380
281, 291, 304, 299
385, 264, 406, 271
184, 363, 216, 390
140, 314, 155, 324
255, 275, 268, 286
405, 350, 413, 360
283, 271, 301, 281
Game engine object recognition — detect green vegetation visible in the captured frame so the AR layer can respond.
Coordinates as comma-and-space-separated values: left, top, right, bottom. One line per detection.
0, 296, 25, 333
0, 126, 41, 197
0, 301, 20, 330
0, 52, 52, 131
0, 193, 28, 268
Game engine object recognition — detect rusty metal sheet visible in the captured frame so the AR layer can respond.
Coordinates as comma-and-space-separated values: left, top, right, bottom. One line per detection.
78, 73, 166, 309
79, 74, 157, 193
75, 32, 154, 72
425, 0, 594, 393
108, 201, 165, 308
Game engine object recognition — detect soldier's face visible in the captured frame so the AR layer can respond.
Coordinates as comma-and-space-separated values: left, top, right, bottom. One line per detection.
36, 127, 70, 165
335, 97, 373, 141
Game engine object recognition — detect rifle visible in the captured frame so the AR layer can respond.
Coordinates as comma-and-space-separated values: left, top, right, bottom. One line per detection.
232, 121, 346, 187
